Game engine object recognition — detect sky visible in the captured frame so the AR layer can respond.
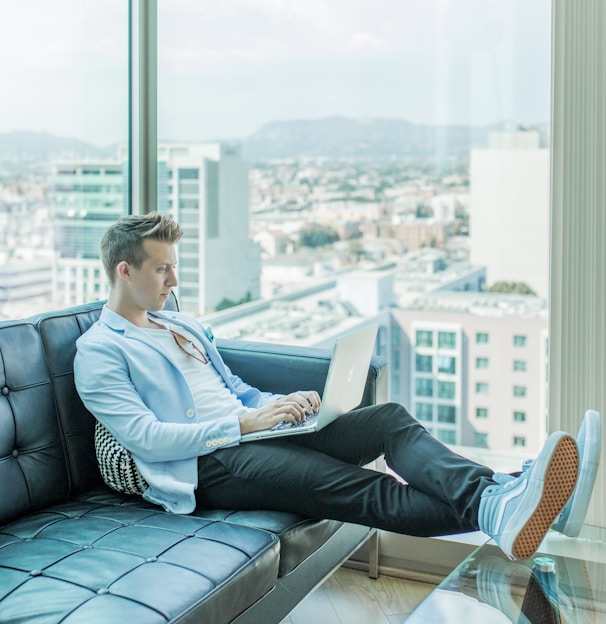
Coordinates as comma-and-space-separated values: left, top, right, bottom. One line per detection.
0, 0, 551, 147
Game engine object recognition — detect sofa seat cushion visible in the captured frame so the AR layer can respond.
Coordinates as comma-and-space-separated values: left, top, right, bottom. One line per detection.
0, 494, 279, 624
193, 509, 342, 577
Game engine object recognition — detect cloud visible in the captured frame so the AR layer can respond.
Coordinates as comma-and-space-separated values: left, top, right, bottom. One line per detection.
350, 32, 386, 51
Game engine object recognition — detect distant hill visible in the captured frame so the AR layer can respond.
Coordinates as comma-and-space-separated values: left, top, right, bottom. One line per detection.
0, 130, 114, 163
242, 116, 549, 162
0, 119, 550, 166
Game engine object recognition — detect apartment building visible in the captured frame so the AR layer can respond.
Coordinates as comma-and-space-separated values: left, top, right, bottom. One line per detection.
49, 144, 261, 313
393, 292, 548, 455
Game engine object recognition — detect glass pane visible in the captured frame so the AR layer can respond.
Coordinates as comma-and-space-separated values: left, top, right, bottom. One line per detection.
416, 330, 434, 348
438, 355, 456, 375
0, 1, 128, 318
476, 382, 489, 395
438, 405, 456, 423
157, 1, 551, 463
438, 381, 456, 399
476, 333, 490, 344
438, 331, 456, 350
416, 354, 433, 373
415, 378, 434, 398
415, 402, 433, 422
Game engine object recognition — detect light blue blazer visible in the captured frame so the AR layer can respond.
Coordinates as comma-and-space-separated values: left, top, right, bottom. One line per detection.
74, 305, 281, 514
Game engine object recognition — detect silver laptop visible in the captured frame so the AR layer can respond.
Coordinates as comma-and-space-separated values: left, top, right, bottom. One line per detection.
240, 324, 378, 442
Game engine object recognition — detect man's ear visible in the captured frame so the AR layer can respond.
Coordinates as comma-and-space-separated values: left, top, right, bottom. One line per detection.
116, 261, 130, 281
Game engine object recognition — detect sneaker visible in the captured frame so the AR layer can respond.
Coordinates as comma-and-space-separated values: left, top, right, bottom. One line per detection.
520, 410, 602, 537
552, 410, 601, 537
478, 431, 579, 560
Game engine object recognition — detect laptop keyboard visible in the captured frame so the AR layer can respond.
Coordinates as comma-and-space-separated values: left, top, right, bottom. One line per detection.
272, 411, 320, 431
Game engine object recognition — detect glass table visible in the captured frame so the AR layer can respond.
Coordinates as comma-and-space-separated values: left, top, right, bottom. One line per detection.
406, 526, 606, 623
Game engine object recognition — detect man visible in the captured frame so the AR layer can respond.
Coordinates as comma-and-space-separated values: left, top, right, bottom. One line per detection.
74, 213, 594, 562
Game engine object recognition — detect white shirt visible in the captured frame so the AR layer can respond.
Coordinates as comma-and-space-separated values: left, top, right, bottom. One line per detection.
142, 323, 254, 423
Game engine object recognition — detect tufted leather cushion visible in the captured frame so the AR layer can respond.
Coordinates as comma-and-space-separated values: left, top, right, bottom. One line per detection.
32, 295, 180, 495
0, 321, 70, 526
193, 509, 342, 577
0, 494, 279, 623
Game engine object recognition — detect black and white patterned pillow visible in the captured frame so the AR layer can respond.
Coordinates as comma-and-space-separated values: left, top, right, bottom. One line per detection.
94, 420, 148, 495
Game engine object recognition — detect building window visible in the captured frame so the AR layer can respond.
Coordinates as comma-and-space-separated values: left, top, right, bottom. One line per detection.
476, 407, 488, 419
438, 331, 456, 349
513, 385, 527, 397
415, 378, 434, 397
514, 411, 526, 422
437, 381, 456, 399
513, 360, 527, 372
514, 335, 527, 347
415, 402, 433, 422
437, 355, 456, 375
476, 332, 489, 344
415, 330, 433, 347
415, 354, 433, 373
438, 405, 456, 423
474, 432, 489, 448
476, 382, 489, 394
476, 357, 489, 369
514, 436, 526, 448
179, 168, 199, 179
437, 430, 456, 445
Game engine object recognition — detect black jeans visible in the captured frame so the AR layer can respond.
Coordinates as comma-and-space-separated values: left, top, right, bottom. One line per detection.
195, 402, 494, 537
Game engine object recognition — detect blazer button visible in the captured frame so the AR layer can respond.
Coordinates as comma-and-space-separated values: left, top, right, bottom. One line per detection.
186, 409, 195, 418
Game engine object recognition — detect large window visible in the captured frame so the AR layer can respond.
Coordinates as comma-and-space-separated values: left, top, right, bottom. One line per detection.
154, 0, 551, 460
0, 1, 128, 318
3, 0, 552, 463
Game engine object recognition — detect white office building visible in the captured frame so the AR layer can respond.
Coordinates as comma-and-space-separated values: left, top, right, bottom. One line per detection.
469, 129, 550, 297
159, 143, 261, 315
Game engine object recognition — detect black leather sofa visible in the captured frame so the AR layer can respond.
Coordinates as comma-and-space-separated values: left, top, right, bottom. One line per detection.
0, 298, 387, 623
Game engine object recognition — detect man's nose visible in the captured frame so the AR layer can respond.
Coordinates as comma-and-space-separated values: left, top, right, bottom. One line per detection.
167, 268, 178, 286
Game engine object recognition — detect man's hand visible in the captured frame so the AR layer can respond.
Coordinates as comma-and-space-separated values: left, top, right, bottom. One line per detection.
238, 390, 321, 434
279, 391, 321, 415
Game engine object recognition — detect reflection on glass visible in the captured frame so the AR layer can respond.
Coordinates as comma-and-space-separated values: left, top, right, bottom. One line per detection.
158, 0, 551, 457
0, 0, 128, 317
2, 0, 551, 457
409, 545, 605, 624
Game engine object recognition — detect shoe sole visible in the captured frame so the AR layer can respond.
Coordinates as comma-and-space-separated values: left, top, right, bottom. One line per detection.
512, 435, 579, 560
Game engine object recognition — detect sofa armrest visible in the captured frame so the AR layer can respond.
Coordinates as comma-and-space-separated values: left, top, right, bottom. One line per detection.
217, 338, 388, 408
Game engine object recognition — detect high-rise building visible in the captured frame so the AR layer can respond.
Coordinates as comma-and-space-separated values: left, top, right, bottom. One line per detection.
469, 129, 550, 297
50, 161, 128, 305
49, 143, 261, 313
159, 143, 261, 315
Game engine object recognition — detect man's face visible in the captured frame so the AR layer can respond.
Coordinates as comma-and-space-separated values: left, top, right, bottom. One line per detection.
125, 239, 178, 311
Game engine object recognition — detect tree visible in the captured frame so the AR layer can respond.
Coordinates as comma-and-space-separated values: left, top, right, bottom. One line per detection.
299, 225, 340, 248
215, 292, 252, 312
488, 281, 536, 296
